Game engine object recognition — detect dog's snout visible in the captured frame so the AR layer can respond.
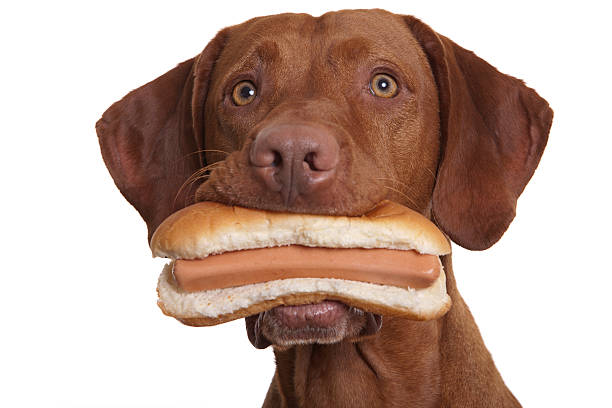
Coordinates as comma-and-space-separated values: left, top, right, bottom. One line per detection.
249, 124, 339, 206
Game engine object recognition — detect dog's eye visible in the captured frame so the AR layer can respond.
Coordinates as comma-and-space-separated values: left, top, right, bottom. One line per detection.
370, 74, 398, 98
232, 81, 257, 106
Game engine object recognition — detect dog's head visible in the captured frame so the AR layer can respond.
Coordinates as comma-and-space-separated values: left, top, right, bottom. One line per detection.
97, 10, 552, 348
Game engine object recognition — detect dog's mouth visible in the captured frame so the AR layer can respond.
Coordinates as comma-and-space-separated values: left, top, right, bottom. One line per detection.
245, 300, 383, 349
152, 200, 452, 345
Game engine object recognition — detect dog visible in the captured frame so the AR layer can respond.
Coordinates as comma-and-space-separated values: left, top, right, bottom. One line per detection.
97, 9, 552, 407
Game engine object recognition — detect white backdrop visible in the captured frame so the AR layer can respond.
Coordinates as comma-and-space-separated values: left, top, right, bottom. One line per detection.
2, 1, 610, 406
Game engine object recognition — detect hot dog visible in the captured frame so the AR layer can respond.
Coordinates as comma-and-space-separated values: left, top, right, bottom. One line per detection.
151, 200, 452, 326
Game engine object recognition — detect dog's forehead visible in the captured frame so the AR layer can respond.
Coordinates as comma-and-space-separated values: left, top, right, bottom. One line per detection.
241, 10, 409, 39
218, 10, 421, 69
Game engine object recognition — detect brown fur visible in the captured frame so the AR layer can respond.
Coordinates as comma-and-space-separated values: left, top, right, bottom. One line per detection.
262, 256, 521, 407
97, 9, 552, 407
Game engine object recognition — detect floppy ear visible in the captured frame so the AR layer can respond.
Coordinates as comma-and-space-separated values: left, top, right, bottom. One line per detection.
96, 32, 226, 241
405, 17, 553, 250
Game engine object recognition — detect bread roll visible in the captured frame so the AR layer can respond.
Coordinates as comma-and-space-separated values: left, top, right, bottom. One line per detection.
151, 200, 452, 326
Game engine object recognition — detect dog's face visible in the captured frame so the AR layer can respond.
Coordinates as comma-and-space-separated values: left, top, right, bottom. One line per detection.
195, 11, 440, 347
97, 9, 552, 348
196, 11, 440, 217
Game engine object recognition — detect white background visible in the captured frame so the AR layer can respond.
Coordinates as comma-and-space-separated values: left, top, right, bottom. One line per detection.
2, 1, 611, 407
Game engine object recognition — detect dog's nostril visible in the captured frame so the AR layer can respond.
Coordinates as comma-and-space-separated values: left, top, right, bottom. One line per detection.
304, 152, 317, 171
272, 151, 282, 167
249, 125, 339, 205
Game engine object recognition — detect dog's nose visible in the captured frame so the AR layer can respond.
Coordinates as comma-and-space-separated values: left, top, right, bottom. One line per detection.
249, 124, 339, 206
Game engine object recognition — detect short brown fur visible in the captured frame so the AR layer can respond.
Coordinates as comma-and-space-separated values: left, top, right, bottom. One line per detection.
97, 9, 552, 407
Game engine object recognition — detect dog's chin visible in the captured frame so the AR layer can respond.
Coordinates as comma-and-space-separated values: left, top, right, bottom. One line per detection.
245, 301, 383, 349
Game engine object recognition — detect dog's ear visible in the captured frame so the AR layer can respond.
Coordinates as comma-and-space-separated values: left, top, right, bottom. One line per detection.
405, 17, 553, 250
96, 32, 227, 241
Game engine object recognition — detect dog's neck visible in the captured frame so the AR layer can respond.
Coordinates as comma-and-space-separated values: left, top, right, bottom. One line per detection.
263, 256, 521, 408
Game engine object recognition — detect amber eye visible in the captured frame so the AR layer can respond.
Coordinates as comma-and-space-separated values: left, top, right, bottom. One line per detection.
232, 81, 257, 105
370, 74, 398, 98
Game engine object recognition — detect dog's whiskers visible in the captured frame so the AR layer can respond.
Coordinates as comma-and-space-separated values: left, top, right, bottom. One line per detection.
381, 185, 419, 209
170, 149, 232, 166
375, 177, 413, 192
376, 177, 421, 208
183, 149, 232, 159
424, 167, 436, 181
173, 161, 226, 208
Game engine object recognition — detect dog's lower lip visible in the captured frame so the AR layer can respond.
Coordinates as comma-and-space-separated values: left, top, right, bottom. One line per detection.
246, 302, 383, 349
268, 300, 348, 329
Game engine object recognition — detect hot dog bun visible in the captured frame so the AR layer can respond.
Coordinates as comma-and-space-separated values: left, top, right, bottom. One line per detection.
151, 200, 452, 326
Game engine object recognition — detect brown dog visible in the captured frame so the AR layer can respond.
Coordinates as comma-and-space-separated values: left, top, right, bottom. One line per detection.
97, 9, 552, 407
